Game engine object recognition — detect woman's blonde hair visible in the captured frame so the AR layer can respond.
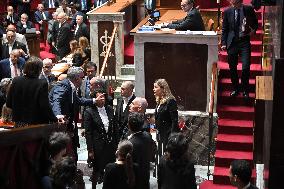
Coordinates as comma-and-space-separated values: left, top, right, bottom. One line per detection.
69, 40, 79, 54
154, 78, 175, 104
79, 36, 89, 49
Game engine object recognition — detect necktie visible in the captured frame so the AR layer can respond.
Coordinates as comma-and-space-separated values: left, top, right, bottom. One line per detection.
42, 12, 46, 20
235, 9, 240, 39
14, 64, 18, 77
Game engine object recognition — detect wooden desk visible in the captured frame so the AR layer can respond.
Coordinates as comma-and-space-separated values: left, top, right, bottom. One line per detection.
25, 33, 40, 57
131, 9, 218, 111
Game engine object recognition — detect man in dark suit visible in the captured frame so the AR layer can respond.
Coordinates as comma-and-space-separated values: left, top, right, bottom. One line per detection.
72, 0, 92, 13
17, 0, 32, 18
115, 81, 136, 140
0, 49, 25, 81
1, 30, 29, 60
229, 159, 259, 189
34, 3, 50, 26
49, 67, 105, 160
221, 0, 258, 98
74, 14, 89, 41
42, 0, 60, 8
6, 56, 57, 126
166, 0, 205, 31
16, 13, 35, 34
39, 58, 56, 85
128, 112, 153, 189
54, 12, 72, 59
3, 6, 19, 27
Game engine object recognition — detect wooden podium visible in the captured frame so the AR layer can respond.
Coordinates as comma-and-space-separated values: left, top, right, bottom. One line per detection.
25, 33, 40, 57
131, 10, 219, 111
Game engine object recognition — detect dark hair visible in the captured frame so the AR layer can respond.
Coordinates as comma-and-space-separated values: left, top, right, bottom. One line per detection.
49, 132, 70, 158
128, 112, 144, 132
23, 56, 43, 78
50, 156, 77, 188
165, 133, 194, 176
84, 61, 97, 72
72, 53, 83, 67
117, 140, 135, 188
230, 160, 252, 184
90, 89, 105, 98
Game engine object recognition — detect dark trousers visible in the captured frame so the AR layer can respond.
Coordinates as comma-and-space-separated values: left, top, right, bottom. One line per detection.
227, 36, 251, 92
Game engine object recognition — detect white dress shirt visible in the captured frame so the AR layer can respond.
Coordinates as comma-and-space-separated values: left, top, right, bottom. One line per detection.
10, 59, 21, 78
97, 106, 109, 132
122, 94, 133, 112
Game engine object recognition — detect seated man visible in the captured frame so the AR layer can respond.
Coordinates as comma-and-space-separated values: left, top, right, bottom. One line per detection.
3, 6, 19, 27
229, 160, 258, 189
16, 13, 35, 34
34, 3, 50, 36
164, 0, 205, 31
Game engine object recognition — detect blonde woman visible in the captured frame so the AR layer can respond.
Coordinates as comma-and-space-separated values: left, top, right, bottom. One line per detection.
79, 36, 91, 62
153, 79, 179, 156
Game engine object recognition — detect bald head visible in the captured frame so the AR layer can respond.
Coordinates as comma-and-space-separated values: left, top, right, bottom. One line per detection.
6, 24, 16, 32
129, 97, 148, 113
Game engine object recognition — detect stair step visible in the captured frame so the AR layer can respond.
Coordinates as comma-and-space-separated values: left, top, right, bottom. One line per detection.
218, 61, 263, 78
217, 104, 254, 120
213, 166, 256, 185
218, 78, 256, 93
215, 150, 253, 167
251, 40, 263, 52
218, 118, 253, 135
219, 51, 262, 63
216, 134, 253, 151
218, 91, 255, 106
199, 180, 235, 189
251, 29, 263, 41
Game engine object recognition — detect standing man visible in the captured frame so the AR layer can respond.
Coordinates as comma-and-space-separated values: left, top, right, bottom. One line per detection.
229, 160, 258, 189
221, 0, 258, 98
115, 81, 136, 140
74, 14, 89, 41
49, 67, 104, 160
39, 58, 56, 85
165, 0, 205, 31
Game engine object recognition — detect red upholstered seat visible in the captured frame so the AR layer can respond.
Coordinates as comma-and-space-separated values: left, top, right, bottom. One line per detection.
40, 51, 56, 61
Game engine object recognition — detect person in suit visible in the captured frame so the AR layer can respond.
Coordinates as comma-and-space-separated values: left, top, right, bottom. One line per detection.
34, 3, 50, 37
221, 0, 258, 98
17, 0, 32, 18
47, 12, 58, 45
74, 15, 89, 41
165, 0, 205, 31
54, 12, 73, 59
70, 4, 88, 28
2, 24, 30, 55
16, 13, 35, 34
42, 0, 60, 8
2, 6, 19, 28
6, 56, 57, 126
229, 160, 258, 189
1, 30, 29, 60
128, 112, 153, 189
72, 0, 92, 13
49, 66, 105, 160
0, 49, 25, 81
39, 58, 56, 85
115, 81, 136, 140
84, 90, 117, 187
158, 132, 197, 189
153, 79, 179, 156
56, 0, 73, 17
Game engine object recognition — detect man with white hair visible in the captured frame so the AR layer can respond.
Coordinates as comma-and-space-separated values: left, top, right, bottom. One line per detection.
49, 67, 105, 160
39, 58, 56, 84
54, 12, 72, 59
16, 13, 35, 34
74, 14, 89, 41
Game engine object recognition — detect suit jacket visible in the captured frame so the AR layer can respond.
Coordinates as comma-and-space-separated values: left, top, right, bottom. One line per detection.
84, 105, 117, 171
39, 73, 56, 84
1, 41, 28, 60
49, 78, 94, 128
168, 7, 205, 31
72, 0, 92, 11
42, 0, 60, 8
115, 94, 136, 139
74, 22, 90, 41
221, 5, 258, 49
129, 131, 153, 189
16, 21, 35, 34
155, 98, 179, 144
56, 21, 72, 59
34, 10, 50, 23
6, 76, 57, 124
0, 58, 25, 81
2, 33, 30, 55
3, 13, 19, 27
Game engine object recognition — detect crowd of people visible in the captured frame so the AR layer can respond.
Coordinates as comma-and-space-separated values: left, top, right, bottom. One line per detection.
0, 0, 259, 188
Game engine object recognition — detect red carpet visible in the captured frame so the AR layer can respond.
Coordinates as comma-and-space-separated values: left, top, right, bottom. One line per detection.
200, 1, 263, 188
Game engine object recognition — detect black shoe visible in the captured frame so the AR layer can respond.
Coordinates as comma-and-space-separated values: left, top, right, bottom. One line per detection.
230, 90, 239, 97
243, 91, 249, 99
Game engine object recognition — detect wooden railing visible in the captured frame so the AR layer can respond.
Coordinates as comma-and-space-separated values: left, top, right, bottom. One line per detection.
207, 62, 217, 179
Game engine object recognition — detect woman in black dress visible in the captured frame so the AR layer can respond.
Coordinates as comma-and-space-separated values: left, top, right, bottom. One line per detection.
103, 140, 139, 189
158, 132, 197, 189
153, 79, 179, 156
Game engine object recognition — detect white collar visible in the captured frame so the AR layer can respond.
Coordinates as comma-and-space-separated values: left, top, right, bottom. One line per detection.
9, 59, 16, 66
69, 79, 76, 91
128, 130, 142, 140
242, 183, 251, 189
